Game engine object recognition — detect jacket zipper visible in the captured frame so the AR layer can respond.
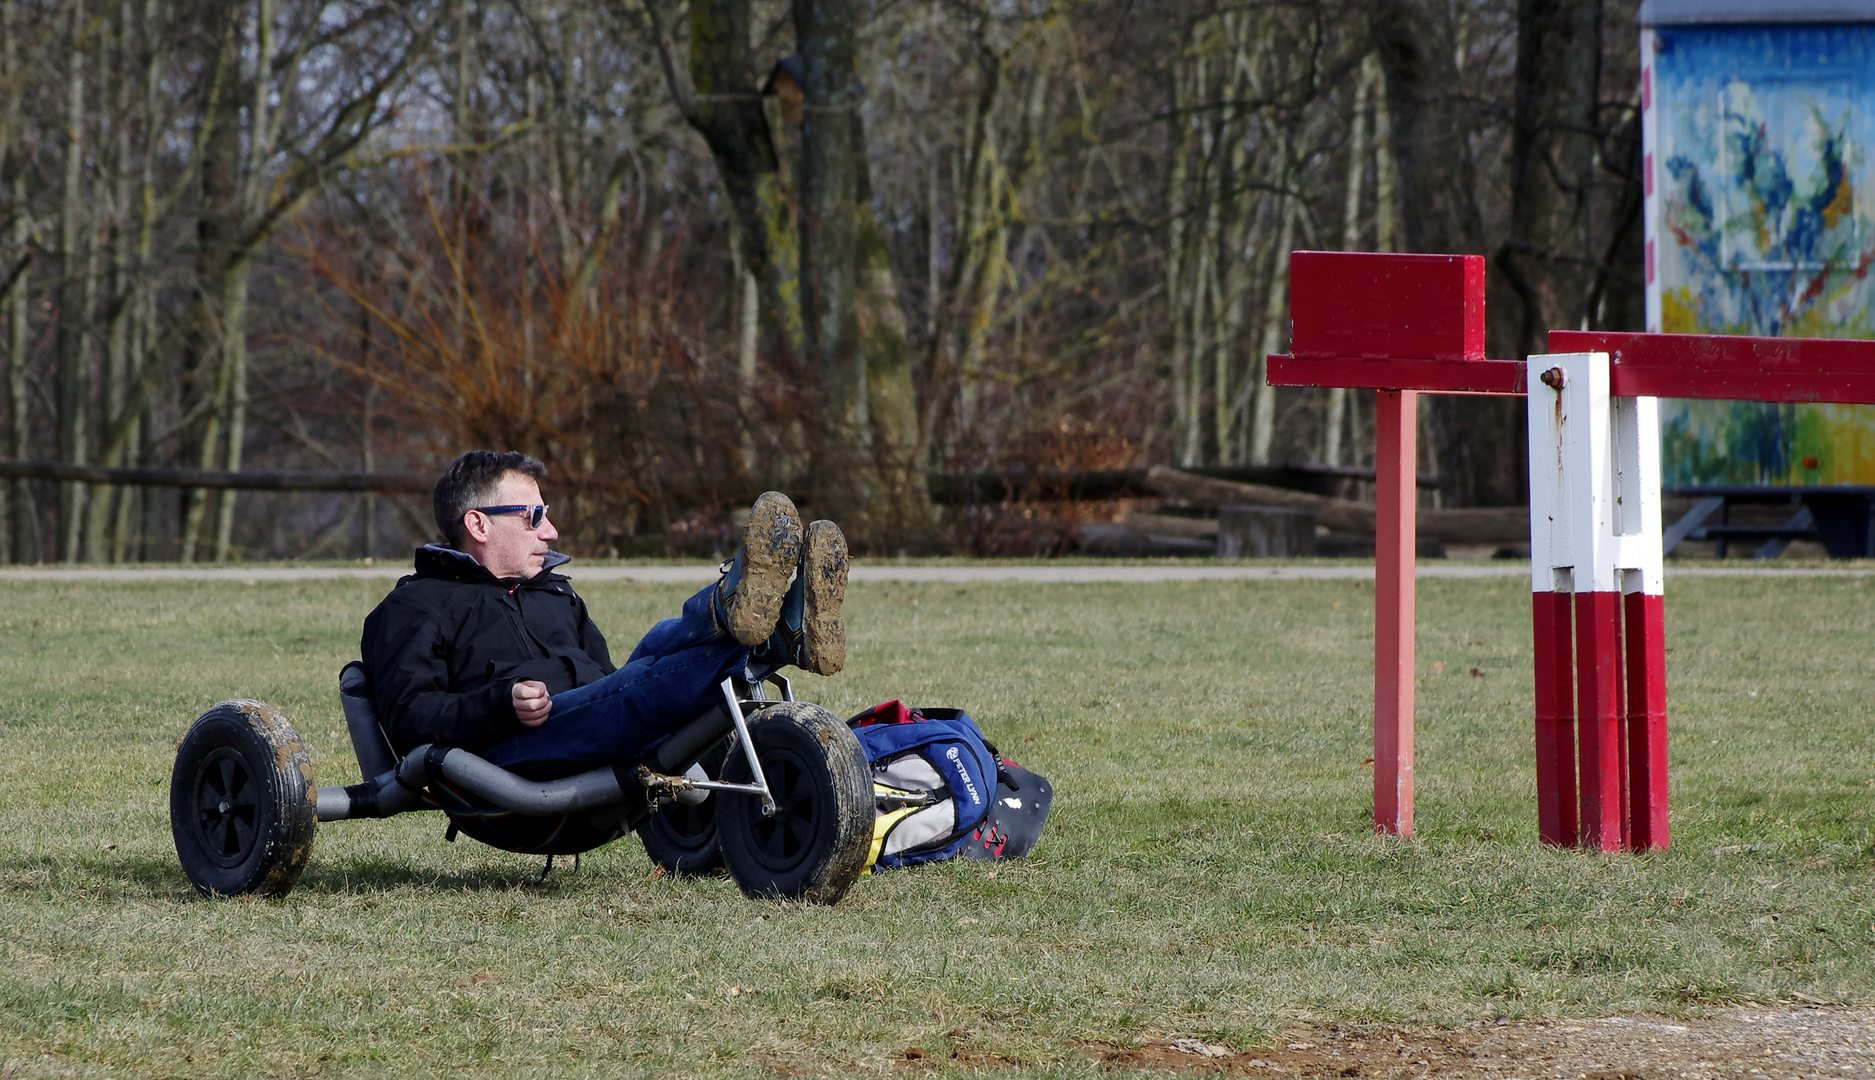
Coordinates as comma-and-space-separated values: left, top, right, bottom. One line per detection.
502, 586, 550, 658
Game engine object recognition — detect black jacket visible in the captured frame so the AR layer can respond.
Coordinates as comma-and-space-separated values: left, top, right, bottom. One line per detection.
361, 545, 615, 754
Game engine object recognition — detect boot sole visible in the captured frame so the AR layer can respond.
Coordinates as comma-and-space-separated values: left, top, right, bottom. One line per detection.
726, 492, 803, 645
800, 520, 848, 675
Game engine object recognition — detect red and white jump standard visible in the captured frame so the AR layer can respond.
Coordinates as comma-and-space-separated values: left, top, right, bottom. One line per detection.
1524, 352, 1667, 852
1273, 251, 1875, 850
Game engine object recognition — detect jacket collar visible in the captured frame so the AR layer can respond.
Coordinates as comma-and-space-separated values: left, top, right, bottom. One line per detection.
411, 543, 572, 586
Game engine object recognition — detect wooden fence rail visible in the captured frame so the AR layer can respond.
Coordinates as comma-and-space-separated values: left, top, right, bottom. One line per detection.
0, 460, 1528, 545
0, 460, 429, 493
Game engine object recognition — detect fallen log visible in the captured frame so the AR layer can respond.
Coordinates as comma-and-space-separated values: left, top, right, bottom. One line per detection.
1142, 466, 1371, 531
925, 461, 1439, 505
1074, 523, 1214, 557
924, 468, 1147, 503
1120, 512, 1218, 541
1140, 466, 1529, 544
1418, 506, 1532, 545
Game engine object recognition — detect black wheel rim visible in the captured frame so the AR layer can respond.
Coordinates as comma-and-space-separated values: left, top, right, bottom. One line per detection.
744, 750, 822, 872
194, 747, 260, 868
659, 797, 715, 846
654, 740, 725, 850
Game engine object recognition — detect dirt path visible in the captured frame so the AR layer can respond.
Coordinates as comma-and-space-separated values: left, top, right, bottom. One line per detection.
0, 563, 1867, 585
1073, 1004, 1873, 1078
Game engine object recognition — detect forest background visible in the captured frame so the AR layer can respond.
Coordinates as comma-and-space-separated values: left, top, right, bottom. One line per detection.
0, 0, 1643, 562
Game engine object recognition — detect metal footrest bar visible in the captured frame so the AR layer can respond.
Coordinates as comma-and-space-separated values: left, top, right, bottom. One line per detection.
636, 765, 768, 799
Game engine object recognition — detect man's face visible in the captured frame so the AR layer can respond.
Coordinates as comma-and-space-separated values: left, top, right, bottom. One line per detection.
462, 473, 558, 579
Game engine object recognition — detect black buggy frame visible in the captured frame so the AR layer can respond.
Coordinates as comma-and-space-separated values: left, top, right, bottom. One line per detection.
168, 663, 880, 904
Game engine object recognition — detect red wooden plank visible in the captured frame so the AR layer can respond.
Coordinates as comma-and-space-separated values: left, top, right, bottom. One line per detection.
1531, 591, 1578, 848
1623, 591, 1670, 851
1551, 330, 1875, 405
1268, 354, 1527, 394
1373, 391, 1417, 838
1574, 591, 1626, 852
1291, 252, 1486, 362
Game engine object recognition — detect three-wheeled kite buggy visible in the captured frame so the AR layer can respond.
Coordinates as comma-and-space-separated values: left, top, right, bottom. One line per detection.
168, 663, 877, 904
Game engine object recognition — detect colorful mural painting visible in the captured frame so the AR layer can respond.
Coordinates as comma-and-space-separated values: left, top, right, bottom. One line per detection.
1643, 11, 1875, 486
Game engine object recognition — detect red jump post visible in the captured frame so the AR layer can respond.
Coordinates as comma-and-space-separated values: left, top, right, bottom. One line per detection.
1274, 252, 1523, 837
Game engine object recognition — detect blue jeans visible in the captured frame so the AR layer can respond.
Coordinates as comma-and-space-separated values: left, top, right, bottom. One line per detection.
482, 583, 747, 778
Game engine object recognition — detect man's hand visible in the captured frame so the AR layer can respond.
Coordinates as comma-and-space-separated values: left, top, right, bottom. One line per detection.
512, 680, 552, 727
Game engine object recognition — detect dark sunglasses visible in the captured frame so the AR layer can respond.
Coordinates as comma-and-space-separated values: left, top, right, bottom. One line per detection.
471, 504, 549, 529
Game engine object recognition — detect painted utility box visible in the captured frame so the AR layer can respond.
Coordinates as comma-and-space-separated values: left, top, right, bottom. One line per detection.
1642, 0, 1875, 485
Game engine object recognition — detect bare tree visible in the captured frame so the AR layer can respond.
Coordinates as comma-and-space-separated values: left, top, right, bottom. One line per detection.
0, 0, 1651, 558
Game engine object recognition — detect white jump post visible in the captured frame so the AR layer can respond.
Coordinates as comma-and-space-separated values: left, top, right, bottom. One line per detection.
1525, 351, 1668, 852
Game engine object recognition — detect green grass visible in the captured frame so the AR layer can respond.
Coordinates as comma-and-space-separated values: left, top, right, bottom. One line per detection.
2, 574, 1873, 1078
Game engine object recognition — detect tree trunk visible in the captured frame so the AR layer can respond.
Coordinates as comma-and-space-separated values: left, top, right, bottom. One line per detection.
793, 0, 864, 436
1325, 57, 1375, 467
735, 257, 759, 470
0, 0, 13, 560
4, 188, 28, 562
211, 269, 248, 562
855, 115, 932, 543
1499, 0, 1602, 357
1249, 186, 1294, 466
1179, 53, 1209, 469
212, 0, 273, 564
1376, 0, 1522, 506
1210, 14, 1258, 466
1164, 57, 1194, 466
653, 0, 804, 363
54, 0, 90, 562
1, 0, 32, 562
1374, 0, 1483, 258
1587, 102, 1646, 334
179, 0, 245, 563
85, 4, 137, 564
918, 43, 1000, 456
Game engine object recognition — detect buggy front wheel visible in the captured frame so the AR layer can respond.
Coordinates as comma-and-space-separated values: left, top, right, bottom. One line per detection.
716, 702, 871, 904
170, 700, 318, 898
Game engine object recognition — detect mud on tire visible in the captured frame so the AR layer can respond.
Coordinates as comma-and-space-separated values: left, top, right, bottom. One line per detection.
716, 702, 872, 904
170, 700, 318, 898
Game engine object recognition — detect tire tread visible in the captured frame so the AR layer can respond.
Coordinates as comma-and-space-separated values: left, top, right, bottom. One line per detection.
717, 701, 871, 904
169, 700, 318, 898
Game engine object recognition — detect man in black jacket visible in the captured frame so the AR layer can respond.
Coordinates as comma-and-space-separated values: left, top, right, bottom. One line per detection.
361, 450, 846, 779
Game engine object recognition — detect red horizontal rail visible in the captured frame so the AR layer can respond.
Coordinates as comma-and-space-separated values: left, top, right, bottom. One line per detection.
1551, 331, 1875, 404
1273, 332, 1875, 403
1267, 354, 1527, 395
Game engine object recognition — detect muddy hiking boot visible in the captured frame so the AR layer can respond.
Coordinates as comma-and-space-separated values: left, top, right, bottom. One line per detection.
786, 519, 848, 676
715, 491, 804, 646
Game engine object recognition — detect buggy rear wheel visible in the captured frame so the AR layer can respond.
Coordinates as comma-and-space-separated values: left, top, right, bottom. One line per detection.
169, 700, 317, 898
638, 737, 729, 874
716, 702, 871, 904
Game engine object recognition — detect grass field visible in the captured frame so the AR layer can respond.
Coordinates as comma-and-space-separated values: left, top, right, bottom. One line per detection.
2, 570, 1872, 1078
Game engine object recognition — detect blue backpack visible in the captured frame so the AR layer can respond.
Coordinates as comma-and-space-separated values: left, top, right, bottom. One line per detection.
850, 702, 999, 870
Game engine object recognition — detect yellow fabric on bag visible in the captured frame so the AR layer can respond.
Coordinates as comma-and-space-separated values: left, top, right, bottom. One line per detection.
864, 783, 924, 874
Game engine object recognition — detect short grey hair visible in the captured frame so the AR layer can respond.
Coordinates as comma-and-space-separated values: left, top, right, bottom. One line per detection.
432, 450, 546, 547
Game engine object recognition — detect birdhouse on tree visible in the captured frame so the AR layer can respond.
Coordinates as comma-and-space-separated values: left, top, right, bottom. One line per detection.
761, 55, 807, 126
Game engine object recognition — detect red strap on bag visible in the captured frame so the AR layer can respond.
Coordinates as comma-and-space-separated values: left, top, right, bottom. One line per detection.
847, 699, 919, 727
